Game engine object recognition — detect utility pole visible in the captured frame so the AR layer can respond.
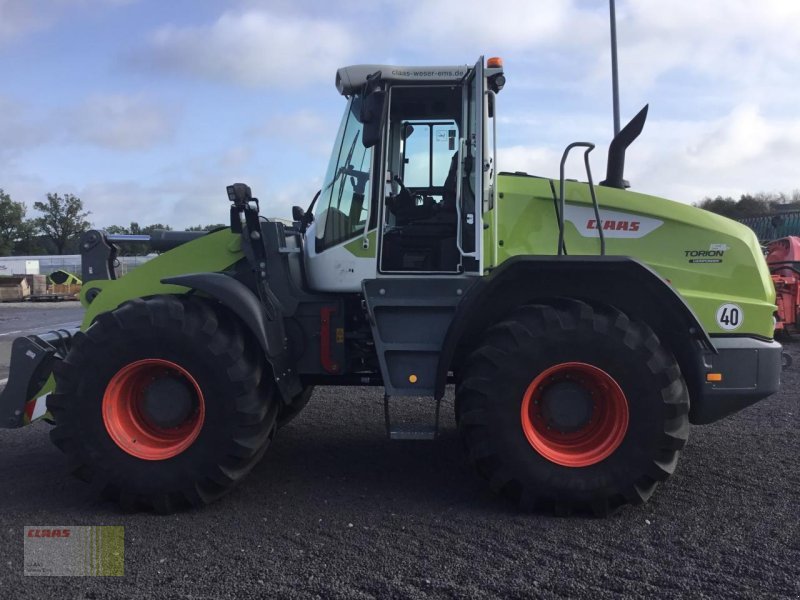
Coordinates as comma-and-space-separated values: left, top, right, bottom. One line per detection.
609, 0, 621, 136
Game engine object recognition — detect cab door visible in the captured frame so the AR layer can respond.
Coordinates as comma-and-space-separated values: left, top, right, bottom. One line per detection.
304, 96, 379, 292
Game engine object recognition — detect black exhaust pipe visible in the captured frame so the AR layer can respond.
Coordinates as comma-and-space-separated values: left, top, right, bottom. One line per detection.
600, 104, 649, 190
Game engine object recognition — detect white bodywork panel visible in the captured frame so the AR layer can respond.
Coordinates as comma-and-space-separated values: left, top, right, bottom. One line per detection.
304, 221, 376, 292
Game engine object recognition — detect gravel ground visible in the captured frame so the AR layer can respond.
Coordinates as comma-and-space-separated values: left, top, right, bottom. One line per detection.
0, 306, 798, 599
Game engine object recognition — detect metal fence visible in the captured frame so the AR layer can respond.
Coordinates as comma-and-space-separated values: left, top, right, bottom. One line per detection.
738, 211, 800, 243
4, 255, 155, 278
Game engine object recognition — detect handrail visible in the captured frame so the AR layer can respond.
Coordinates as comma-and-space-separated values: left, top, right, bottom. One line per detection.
487, 90, 498, 267
455, 138, 479, 259
558, 142, 605, 256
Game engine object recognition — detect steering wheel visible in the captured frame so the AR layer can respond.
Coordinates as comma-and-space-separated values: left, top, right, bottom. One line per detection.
392, 175, 422, 204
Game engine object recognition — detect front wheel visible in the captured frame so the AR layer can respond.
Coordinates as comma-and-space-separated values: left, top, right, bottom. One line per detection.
276, 386, 315, 428
48, 295, 279, 512
456, 300, 689, 516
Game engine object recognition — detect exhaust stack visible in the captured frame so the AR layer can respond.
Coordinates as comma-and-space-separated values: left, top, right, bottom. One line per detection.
600, 104, 648, 190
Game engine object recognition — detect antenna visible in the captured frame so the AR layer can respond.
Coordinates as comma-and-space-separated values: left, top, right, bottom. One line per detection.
609, 0, 621, 137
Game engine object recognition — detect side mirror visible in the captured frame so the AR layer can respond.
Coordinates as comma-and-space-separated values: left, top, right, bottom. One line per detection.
292, 205, 305, 222
361, 90, 386, 149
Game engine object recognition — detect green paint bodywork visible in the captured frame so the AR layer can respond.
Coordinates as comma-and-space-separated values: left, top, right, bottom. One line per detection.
22, 230, 244, 426
79, 229, 244, 327
343, 229, 377, 258
483, 174, 776, 338
17, 177, 775, 428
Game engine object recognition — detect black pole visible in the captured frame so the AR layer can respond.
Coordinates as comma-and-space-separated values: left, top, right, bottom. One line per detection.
609, 0, 621, 137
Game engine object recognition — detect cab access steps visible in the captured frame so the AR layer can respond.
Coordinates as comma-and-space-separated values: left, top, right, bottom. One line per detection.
362, 278, 475, 440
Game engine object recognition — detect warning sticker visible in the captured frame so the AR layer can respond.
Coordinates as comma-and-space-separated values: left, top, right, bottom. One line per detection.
716, 303, 743, 331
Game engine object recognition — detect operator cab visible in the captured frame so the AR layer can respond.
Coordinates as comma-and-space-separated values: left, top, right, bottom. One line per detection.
303, 57, 504, 292
382, 87, 462, 272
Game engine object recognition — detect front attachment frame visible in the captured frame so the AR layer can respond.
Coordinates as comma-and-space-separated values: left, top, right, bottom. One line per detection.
0, 328, 78, 429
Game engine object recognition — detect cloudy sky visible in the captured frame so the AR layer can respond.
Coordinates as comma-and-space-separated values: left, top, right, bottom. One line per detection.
0, 0, 798, 229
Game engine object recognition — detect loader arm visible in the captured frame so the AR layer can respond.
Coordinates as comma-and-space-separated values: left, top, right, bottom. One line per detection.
0, 228, 246, 429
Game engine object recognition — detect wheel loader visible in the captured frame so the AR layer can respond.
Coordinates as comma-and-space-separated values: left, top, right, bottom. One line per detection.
0, 57, 781, 515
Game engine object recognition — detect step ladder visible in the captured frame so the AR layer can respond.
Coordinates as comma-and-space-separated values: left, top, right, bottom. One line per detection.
362, 278, 476, 440
383, 394, 441, 440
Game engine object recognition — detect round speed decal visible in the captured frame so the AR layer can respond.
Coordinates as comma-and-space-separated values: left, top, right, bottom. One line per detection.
716, 303, 743, 330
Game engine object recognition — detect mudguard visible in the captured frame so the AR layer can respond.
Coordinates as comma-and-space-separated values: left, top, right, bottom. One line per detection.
162, 273, 302, 402
434, 255, 714, 399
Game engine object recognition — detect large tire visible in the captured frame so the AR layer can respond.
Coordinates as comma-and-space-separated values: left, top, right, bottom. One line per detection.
277, 386, 315, 428
456, 300, 689, 516
48, 295, 279, 512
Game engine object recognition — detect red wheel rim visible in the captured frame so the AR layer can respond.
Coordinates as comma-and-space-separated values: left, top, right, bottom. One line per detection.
520, 362, 629, 467
102, 359, 205, 460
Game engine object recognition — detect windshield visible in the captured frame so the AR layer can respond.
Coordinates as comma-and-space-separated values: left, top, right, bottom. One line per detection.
314, 96, 373, 251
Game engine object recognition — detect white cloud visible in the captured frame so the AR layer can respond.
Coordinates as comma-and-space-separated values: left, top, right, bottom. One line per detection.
402, 0, 578, 51
630, 105, 800, 203
610, 0, 800, 101
62, 94, 176, 151
0, 96, 53, 157
0, 0, 135, 43
254, 109, 340, 156
143, 10, 358, 87
0, 93, 176, 155
686, 105, 772, 170
0, 0, 47, 43
498, 145, 560, 178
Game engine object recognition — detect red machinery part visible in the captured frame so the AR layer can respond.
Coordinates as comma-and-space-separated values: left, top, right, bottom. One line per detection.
766, 236, 800, 277
320, 306, 340, 373
766, 237, 800, 333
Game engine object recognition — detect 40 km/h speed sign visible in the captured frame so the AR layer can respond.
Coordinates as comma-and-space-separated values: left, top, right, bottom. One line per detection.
716, 303, 743, 330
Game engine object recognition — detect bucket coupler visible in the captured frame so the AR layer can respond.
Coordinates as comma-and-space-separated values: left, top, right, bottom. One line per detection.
0, 328, 79, 429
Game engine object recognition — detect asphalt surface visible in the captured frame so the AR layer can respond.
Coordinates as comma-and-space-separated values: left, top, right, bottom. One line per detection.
0, 304, 798, 599
0, 302, 84, 380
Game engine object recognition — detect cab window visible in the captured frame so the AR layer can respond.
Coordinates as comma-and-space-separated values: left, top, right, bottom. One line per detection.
315, 96, 373, 252
402, 122, 458, 188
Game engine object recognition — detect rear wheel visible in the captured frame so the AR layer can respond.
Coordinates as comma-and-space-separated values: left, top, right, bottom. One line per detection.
456, 300, 689, 516
48, 295, 279, 512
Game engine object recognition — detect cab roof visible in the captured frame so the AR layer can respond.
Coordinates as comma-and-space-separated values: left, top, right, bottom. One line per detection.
335, 64, 471, 96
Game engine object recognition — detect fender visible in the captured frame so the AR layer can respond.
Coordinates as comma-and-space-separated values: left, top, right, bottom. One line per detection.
162, 272, 302, 402
434, 255, 713, 399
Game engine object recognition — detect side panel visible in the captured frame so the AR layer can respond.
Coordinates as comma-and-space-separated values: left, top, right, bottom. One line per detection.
363, 277, 476, 396
304, 222, 377, 292
487, 174, 776, 339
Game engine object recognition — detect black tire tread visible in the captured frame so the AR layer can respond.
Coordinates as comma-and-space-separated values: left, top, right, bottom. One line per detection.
456, 299, 690, 516
47, 295, 278, 513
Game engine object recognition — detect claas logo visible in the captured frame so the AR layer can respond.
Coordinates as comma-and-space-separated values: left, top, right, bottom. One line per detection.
27, 529, 71, 538
587, 219, 641, 232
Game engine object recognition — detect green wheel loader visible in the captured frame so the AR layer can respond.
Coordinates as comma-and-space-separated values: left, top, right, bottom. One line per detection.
0, 57, 781, 515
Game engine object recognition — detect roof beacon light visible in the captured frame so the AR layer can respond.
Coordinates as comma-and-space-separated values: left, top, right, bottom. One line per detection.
487, 57, 503, 68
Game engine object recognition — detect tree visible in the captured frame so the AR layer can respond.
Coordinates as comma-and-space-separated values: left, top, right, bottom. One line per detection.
186, 224, 226, 232
695, 192, 800, 220
33, 193, 91, 255
696, 195, 739, 218
0, 189, 26, 256
12, 221, 45, 255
